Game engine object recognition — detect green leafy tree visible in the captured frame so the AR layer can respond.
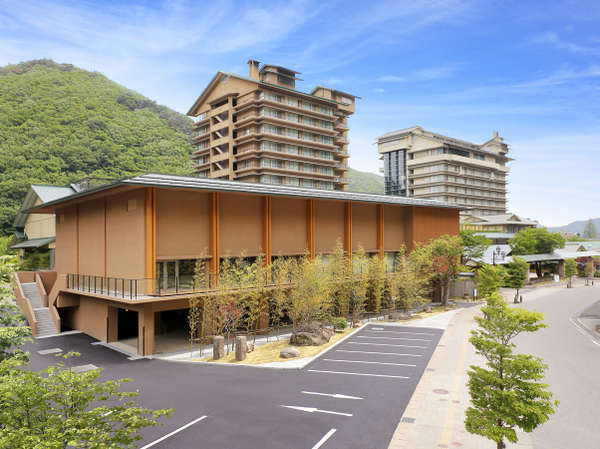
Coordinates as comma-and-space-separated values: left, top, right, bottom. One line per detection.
329, 240, 352, 317
583, 219, 598, 239
0, 353, 172, 448
461, 229, 492, 265
365, 253, 385, 314
564, 258, 577, 288
509, 228, 565, 278
477, 264, 506, 299
504, 257, 528, 303
466, 293, 558, 449
414, 235, 465, 305
270, 257, 293, 339
0, 285, 31, 361
349, 246, 370, 323
393, 246, 430, 311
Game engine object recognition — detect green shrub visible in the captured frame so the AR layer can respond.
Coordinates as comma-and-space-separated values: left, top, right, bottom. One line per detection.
333, 317, 348, 330
594, 271, 600, 278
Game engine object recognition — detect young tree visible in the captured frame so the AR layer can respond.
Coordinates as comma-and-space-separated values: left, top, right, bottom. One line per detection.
328, 239, 352, 317
414, 235, 465, 305
365, 253, 385, 314
393, 246, 430, 311
466, 293, 558, 449
477, 264, 506, 299
583, 260, 594, 285
564, 258, 577, 288
583, 219, 598, 239
0, 353, 172, 448
461, 229, 492, 265
187, 296, 201, 357
270, 257, 292, 339
287, 255, 332, 329
504, 256, 528, 303
349, 246, 370, 323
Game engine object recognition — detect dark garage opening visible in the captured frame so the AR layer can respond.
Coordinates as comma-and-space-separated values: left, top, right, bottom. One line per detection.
118, 309, 138, 341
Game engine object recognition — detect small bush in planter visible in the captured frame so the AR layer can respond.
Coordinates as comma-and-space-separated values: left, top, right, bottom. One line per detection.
333, 317, 348, 330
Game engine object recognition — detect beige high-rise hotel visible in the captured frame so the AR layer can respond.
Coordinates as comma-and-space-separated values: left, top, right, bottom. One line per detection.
377, 126, 511, 216
187, 61, 358, 191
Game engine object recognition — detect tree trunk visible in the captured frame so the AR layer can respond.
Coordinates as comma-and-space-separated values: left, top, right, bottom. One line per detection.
514, 288, 519, 303
497, 441, 505, 449
536, 262, 542, 278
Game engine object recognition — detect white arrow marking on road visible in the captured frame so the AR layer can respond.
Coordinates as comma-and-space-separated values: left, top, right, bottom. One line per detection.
281, 405, 353, 417
301, 391, 363, 400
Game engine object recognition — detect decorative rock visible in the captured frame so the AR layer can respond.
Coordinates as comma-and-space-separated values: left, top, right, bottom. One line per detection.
212, 336, 225, 360
235, 336, 247, 361
425, 306, 432, 313
246, 342, 255, 353
290, 324, 334, 346
280, 347, 301, 358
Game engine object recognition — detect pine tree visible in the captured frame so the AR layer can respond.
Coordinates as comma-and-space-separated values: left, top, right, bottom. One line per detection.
583, 219, 598, 239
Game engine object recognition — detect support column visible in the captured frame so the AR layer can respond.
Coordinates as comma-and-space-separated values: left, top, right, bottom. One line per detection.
107, 306, 118, 343
210, 192, 220, 283
377, 204, 384, 259
344, 202, 352, 256
307, 199, 315, 258
263, 196, 272, 265
138, 305, 155, 356
145, 188, 156, 294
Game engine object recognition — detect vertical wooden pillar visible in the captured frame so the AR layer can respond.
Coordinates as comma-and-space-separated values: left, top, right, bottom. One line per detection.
144, 188, 156, 289
103, 198, 108, 277
377, 204, 384, 259
75, 205, 80, 274
107, 306, 118, 343
138, 305, 155, 356
307, 199, 315, 258
210, 192, 221, 281
263, 196, 272, 265
344, 202, 352, 256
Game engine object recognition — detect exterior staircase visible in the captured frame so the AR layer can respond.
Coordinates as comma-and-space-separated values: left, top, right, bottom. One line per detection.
21, 282, 59, 337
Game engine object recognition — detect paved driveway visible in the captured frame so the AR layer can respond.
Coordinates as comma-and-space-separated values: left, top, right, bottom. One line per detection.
25, 323, 442, 449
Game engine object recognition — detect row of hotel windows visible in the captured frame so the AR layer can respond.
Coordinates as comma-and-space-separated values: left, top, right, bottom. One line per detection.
260, 141, 334, 159
414, 147, 496, 162
261, 175, 334, 190
260, 107, 334, 130
259, 91, 335, 116
414, 164, 503, 180
259, 124, 334, 145
415, 175, 504, 189
256, 158, 334, 175
429, 196, 504, 207
427, 185, 505, 198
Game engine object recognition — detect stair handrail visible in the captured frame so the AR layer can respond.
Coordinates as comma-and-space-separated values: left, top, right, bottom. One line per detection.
11, 272, 38, 337
34, 272, 49, 307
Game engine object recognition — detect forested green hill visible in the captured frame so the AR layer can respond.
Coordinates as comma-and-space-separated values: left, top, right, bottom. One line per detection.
347, 168, 384, 194
0, 59, 195, 234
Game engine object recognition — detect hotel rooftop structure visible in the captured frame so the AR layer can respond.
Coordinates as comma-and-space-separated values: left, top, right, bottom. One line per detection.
378, 126, 512, 216
187, 61, 358, 191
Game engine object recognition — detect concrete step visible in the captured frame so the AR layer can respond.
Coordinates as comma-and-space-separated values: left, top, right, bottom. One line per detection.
33, 307, 58, 337
21, 282, 44, 308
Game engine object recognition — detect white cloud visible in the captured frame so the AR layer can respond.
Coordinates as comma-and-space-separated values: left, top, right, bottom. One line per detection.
533, 32, 600, 55
377, 64, 460, 83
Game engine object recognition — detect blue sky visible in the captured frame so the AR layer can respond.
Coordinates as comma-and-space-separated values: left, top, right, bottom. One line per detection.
1, 0, 599, 226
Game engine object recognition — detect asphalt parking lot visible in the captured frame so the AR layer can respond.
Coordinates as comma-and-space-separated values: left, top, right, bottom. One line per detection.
26, 323, 443, 449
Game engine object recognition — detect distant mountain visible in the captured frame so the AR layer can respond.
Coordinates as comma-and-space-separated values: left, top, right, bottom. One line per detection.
547, 218, 600, 234
0, 59, 195, 235
347, 168, 384, 194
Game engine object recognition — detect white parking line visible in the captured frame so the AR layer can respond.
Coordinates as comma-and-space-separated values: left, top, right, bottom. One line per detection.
37, 348, 63, 355
322, 358, 416, 367
281, 405, 353, 417
71, 364, 99, 373
308, 369, 409, 379
312, 428, 337, 449
370, 327, 384, 330
366, 330, 436, 336
139, 416, 207, 449
347, 342, 426, 349
358, 336, 432, 342
336, 349, 422, 357
302, 391, 363, 400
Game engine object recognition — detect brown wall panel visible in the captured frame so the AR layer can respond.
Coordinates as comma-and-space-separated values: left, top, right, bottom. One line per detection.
220, 193, 263, 256
352, 203, 377, 252
412, 207, 460, 244
106, 189, 146, 279
78, 199, 105, 275
69, 296, 109, 341
271, 197, 307, 256
55, 206, 78, 274
384, 205, 408, 251
156, 189, 210, 260
315, 200, 345, 254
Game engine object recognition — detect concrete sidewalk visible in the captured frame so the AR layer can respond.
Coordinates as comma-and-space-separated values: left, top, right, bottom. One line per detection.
388, 304, 534, 449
